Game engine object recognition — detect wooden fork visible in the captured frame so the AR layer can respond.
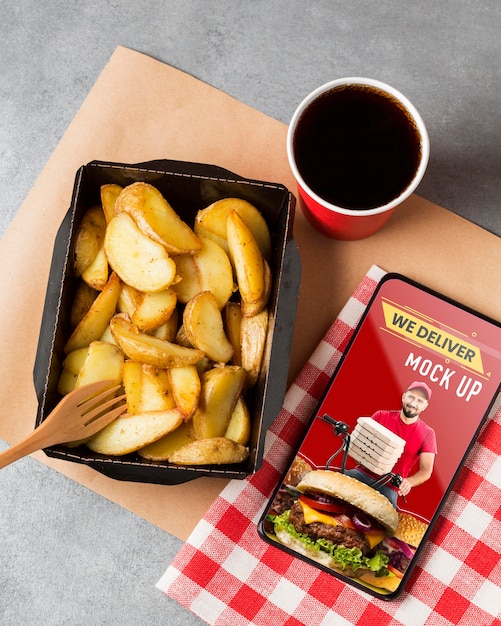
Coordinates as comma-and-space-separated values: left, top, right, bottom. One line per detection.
0, 380, 126, 469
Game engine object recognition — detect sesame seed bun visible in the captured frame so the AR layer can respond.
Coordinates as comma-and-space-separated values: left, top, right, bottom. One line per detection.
394, 512, 428, 548
284, 456, 313, 487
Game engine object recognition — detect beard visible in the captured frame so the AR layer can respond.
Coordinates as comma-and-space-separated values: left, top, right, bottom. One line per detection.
402, 404, 419, 419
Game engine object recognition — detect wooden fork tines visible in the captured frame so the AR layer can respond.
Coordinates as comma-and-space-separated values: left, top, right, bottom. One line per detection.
0, 380, 126, 470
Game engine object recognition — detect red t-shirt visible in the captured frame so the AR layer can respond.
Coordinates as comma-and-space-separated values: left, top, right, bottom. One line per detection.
371, 409, 437, 479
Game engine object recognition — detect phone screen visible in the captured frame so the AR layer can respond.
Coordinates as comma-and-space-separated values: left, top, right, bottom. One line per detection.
259, 274, 501, 598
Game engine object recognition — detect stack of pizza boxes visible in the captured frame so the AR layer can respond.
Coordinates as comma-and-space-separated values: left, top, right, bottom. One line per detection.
348, 417, 406, 476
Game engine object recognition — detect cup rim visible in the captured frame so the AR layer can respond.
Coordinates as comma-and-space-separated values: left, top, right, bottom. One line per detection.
286, 77, 430, 217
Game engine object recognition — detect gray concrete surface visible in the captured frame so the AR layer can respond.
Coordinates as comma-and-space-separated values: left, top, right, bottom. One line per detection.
1, 2, 500, 624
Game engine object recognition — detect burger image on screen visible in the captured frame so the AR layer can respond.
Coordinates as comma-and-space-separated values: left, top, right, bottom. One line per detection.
268, 470, 400, 587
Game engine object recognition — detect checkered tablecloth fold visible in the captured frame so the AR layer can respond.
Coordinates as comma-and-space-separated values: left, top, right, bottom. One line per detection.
157, 265, 501, 626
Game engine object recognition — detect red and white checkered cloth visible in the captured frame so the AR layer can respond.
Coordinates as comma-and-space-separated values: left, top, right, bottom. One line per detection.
157, 265, 501, 626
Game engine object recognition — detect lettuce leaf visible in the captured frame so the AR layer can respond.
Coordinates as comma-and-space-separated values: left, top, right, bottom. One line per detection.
268, 511, 389, 577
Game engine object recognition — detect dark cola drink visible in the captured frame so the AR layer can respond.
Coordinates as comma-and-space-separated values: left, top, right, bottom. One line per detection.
292, 84, 423, 210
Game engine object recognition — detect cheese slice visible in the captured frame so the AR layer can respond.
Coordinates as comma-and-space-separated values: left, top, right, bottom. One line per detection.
366, 531, 385, 549
299, 500, 341, 527
299, 500, 384, 549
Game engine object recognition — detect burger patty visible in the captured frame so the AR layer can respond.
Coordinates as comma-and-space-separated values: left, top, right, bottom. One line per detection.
289, 502, 371, 554
271, 488, 296, 516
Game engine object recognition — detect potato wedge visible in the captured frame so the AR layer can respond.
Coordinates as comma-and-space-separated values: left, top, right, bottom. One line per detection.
194, 197, 272, 260
138, 364, 176, 412
110, 313, 204, 367
57, 369, 78, 396
86, 408, 184, 456
101, 183, 123, 223
70, 281, 99, 328
81, 245, 109, 291
132, 288, 177, 332
73, 205, 107, 277
99, 324, 117, 345
105, 211, 177, 293
183, 291, 234, 363
117, 282, 139, 317
57, 348, 89, 396
74, 340, 124, 388
175, 324, 192, 348
166, 437, 249, 465
65, 345, 123, 449
122, 361, 143, 414
226, 211, 267, 316
64, 272, 121, 353
115, 182, 202, 255
173, 236, 234, 309
241, 258, 272, 317
241, 308, 269, 388
194, 237, 234, 309
61, 347, 89, 375
138, 420, 197, 460
151, 309, 178, 342
224, 397, 251, 445
193, 365, 245, 439
170, 251, 199, 304
168, 365, 201, 420
224, 301, 243, 366
57, 347, 90, 395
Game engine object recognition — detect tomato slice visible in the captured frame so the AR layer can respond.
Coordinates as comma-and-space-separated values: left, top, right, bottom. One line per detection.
387, 565, 404, 579
298, 494, 350, 516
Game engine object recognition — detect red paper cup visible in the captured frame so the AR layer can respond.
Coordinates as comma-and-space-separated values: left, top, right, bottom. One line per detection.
287, 78, 429, 240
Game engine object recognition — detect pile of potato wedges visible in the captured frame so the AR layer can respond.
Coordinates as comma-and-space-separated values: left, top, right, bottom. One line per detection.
58, 182, 273, 466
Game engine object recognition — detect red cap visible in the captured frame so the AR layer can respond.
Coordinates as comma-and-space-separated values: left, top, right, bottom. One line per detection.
407, 381, 432, 401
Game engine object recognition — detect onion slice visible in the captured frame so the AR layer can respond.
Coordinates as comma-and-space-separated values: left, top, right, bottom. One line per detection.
385, 536, 415, 560
352, 512, 375, 532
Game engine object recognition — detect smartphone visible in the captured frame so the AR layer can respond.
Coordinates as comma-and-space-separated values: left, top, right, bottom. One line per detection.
258, 273, 501, 599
